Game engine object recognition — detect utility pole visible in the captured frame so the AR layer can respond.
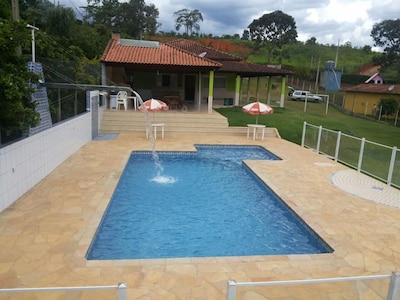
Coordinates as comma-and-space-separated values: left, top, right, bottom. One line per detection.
11, 0, 22, 55
315, 56, 320, 93
11, 0, 19, 21
334, 39, 340, 68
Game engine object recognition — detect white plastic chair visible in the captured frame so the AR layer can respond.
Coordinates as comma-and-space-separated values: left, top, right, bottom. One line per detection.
116, 91, 128, 110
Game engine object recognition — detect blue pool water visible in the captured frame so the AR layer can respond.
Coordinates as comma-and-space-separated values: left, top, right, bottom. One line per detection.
86, 145, 332, 260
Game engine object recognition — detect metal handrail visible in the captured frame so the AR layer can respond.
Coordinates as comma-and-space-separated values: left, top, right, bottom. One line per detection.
0, 282, 127, 299
227, 272, 400, 300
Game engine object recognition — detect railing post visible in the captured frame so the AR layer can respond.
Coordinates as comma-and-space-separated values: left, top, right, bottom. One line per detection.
387, 147, 397, 186
316, 126, 322, 154
387, 272, 400, 300
304, 96, 308, 112
117, 282, 127, 300
357, 138, 365, 172
334, 131, 341, 162
301, 121, 307, 147
325, 95, 329, 115
227, 280, 237, 300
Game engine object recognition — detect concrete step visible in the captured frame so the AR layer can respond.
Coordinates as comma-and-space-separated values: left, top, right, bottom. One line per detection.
99, 110, 280, 138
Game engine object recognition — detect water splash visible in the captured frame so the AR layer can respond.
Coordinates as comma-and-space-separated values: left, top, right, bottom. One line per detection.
151, 174, 177, 184
131, 90, 176, 184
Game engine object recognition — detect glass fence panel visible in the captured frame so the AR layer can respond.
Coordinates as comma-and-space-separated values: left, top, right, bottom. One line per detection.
391, 151, 400, 188
337, 134, 362, 169
319, 129, 338, 158
302, 122, 399, 188
362, 141, 392, 181
303, 125, 319, 149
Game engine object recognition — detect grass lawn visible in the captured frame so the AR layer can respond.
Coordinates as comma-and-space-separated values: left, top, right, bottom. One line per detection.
215, 101, 400, 148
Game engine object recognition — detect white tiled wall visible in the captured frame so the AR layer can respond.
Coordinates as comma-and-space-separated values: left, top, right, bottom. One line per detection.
0, 113, 92, 212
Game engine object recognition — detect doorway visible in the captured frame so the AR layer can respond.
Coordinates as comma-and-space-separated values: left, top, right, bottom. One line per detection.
184, 75, 196, 101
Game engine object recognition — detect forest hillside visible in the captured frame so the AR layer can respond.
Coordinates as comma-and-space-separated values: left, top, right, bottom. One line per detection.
154, 36, 397, 83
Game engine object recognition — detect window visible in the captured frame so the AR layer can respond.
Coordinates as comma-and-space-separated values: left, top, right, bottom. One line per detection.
202, 77, 227, 88
157, 74, 177, 87
162, 74, 171, 87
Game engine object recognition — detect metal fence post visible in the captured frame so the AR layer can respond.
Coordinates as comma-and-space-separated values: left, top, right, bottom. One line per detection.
117, 282, 127, 300
316, 126, 322, 153
325, 95, 329, 115
387, 272, 400, 300
301, 121, 307, 147
357, 138, 365, 172
387, 147, 397, 186
334, 131, 341, 162
227, 280, 237, 300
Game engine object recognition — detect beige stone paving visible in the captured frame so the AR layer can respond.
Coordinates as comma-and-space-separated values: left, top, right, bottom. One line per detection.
1, 133, 400, 299
330, 169, 400, 208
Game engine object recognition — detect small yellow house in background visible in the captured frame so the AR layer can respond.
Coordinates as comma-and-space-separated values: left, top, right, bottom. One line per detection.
343, 83, 400, 117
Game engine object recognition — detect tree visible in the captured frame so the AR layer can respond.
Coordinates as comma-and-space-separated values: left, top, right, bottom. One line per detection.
362, 45, 372, 53
241, 29, 250, 40
305, 37, 317, 45
174, 8, 203, 36
85, 0, 160, 39
85, 0, 120, 28
46, 6, 76, 38
371, 18, 400, 80
0, 0, 11, 19
118, 0, 160, 38
0, 19, 40, 139
379, 98, 399, 116
344, 41, 352, 48
20, 0, 55, 28
247, 10, 297, 63
69, 23, 110, 59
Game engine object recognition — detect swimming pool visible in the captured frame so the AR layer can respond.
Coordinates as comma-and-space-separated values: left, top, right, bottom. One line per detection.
86, 145, 332, 260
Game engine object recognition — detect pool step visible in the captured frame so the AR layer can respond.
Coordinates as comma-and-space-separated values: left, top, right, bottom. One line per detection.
100, 110, 280, 138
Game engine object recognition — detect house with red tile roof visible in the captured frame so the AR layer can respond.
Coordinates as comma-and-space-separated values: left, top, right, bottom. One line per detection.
354, 64, 381, 77
101, 33, 293, 113
343, 83, 400, 116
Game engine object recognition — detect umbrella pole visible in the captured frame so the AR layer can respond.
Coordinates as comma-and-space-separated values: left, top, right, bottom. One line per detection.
256, 115, 259, 124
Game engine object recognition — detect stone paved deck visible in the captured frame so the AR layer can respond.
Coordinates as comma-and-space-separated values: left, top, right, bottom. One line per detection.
0, 133, 400, 299
330, 169, 400, 209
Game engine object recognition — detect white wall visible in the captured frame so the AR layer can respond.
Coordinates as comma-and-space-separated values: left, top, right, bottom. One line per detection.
0, 113, 92, 212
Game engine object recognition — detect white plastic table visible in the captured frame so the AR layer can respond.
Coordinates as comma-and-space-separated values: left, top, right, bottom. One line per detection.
127, 96, 138, 110
146, 123, 165, 140
247, 124, 266, 140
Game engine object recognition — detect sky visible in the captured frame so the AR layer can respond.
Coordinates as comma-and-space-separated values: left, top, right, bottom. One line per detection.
149, 0, 400, 49
66, 0, 400, 49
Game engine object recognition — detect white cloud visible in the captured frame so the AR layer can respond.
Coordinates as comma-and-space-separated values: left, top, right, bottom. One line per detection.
67, 0, 400, 47
154, 0, 399, 47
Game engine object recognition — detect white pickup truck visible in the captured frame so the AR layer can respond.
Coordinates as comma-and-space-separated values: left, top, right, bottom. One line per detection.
288, 90, 322, 102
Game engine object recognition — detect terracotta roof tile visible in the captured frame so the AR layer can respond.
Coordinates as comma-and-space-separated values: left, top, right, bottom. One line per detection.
344, 83, 400, 95
219, 61, 293, 76
101, 39, 221, 69
101, 36, 292, 76
168, 39, 293, 76
167, 39, 242, 61
354, 63, 381, 76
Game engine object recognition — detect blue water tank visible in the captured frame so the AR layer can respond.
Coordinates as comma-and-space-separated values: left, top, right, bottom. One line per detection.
326, 60, 335, 70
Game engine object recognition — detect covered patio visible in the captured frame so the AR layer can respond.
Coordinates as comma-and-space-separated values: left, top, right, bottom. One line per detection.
101, 35, 293, 113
